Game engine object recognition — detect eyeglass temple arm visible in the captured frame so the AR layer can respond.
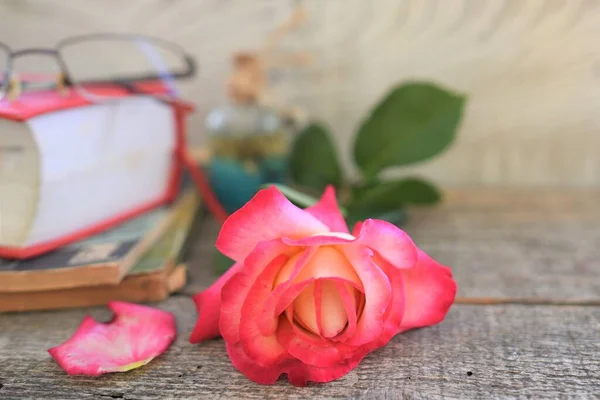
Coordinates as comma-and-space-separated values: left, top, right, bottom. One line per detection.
61, 52, 197, 89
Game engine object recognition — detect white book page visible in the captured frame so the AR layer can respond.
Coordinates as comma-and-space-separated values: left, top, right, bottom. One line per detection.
25, 96, 176, 246
0, 119, 39, 247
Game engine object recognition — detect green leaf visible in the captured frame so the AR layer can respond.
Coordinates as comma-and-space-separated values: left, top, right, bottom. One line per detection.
289, 123, 344, 191
353, 82, 466, 179
345, 177, 439, 227
350, 178, 441, 209
213, 248, 235, 276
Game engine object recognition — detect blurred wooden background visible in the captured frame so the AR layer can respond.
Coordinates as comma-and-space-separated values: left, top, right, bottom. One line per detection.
1, 0, 599, 187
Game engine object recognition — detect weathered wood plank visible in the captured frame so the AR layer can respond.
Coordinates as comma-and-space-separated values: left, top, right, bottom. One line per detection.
0, 297, 598, 399
405, 189, 600, 302
182, 189, 600, 303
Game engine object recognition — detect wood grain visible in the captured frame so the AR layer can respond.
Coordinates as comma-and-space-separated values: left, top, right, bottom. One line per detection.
404, 188, 600, 302
0, 0, 599, 186
0, 297, 598, 399
183, 188, 600, 303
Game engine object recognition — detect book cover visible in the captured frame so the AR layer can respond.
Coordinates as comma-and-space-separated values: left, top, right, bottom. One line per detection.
0, 264, 188, 313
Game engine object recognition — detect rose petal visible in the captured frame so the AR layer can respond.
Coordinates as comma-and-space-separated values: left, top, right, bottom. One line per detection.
219, 239, 291, 344
276, 317, 356, 368
216, 187, 329, 262
341, 245, 393, 346
282, 219, 417, 271
351, 221, 363, 236
398, 248, 457, 332
371, 254, 406, 345
257, 278, 314, 336
305, 186, 349, 233
285, 304, 329, 346
330, 281, 358, 342
294, 246, 363, 289
285, 355, 365, 387
318, 280, 349, 338
294, 281, 320, 335
48, 302, 176, 376
238, 254, 291, 365
281, 232, 356, 247
355, 219, 417, 269
226, 337, 364, 387
256, 247, 316, 336
226, 341, 286, 385
190, 261, 244, 343
290, 278, 352, 338
272, 246, 318, 289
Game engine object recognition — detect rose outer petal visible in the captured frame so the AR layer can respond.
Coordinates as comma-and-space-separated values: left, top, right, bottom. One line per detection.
305, 186, 349, 233
226, 341, 284, 385
397, 248, 457, 333
238, 254, 291, 366
189, 261, 244, 343
282, 219, 417, 271
226, 339, 365, 387
285, 354, 365, 387
216, 187, 329, 262
48, 302, 176, 376
356, 219, 417, 269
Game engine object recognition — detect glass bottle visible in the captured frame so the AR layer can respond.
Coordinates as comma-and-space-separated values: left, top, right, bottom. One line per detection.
205, 56, 291, 213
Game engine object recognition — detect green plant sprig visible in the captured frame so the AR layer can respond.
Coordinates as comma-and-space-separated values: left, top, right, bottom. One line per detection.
280, 80, 466, 228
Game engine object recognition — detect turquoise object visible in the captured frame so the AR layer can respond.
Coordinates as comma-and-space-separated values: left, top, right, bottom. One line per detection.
205, 103, 291, 213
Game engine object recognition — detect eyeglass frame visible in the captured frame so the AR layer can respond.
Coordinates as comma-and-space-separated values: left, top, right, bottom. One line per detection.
0, 32, 197, 101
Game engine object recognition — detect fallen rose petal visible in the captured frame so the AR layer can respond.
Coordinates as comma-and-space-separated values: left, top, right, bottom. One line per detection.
48, 302, 176, 376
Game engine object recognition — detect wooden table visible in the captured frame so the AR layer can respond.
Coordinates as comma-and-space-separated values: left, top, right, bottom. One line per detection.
1, 189, 599, 399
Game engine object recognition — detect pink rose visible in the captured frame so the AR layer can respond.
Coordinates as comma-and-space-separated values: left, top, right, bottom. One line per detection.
190, 186, 456, 386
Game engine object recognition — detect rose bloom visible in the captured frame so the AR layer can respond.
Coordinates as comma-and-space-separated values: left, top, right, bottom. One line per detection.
190, 186, 456, 386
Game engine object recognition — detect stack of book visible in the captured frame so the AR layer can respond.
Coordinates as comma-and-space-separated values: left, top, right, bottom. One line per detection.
0, 186, 202, 312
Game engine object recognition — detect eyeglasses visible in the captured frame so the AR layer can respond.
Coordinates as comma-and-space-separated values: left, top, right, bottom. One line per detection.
0, 33, 197, 102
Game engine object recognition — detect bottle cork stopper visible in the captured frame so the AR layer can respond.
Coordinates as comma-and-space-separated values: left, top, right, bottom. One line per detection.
227, 52, 265, 104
